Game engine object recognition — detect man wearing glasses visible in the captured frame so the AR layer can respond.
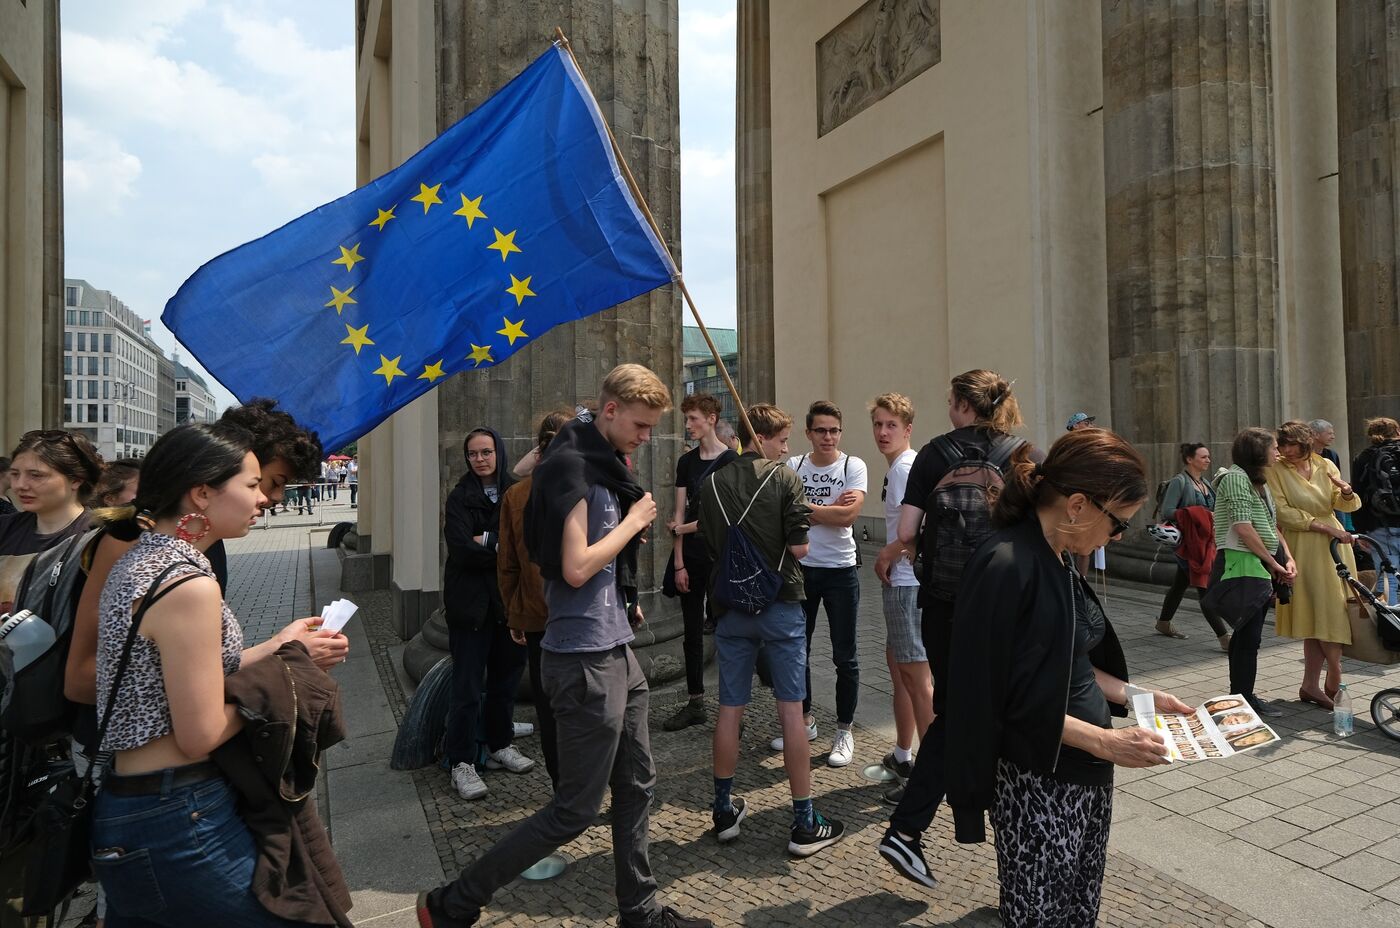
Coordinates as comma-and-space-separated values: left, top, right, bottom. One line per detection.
781, 400, 868, 767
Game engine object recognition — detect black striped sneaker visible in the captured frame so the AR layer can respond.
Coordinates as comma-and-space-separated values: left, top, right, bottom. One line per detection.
787, 810, 845, 857
878, 826, 938, 888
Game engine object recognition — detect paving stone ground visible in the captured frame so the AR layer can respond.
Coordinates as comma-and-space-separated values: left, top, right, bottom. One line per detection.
218, 512, 1400, 926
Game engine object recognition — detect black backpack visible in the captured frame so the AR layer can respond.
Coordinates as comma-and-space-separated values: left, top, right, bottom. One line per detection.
1369, 442, 1400, 518
914, 434, 1024, 602
708, 463, 786, 615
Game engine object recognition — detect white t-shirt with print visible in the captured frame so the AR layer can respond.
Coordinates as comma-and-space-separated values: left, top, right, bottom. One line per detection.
883, 449, 918, 586
787, 452, 868, 568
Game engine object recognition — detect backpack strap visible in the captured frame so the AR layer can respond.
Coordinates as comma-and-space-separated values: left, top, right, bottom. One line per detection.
709, 464, 788, 571
737, 462, 783, 525
986, 435, 1025, 472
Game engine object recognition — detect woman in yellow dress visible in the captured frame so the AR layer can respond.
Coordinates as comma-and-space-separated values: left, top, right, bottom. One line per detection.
1265, 421, 1361, 710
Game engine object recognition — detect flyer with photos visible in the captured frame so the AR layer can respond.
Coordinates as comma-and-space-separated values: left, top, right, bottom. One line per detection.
1131, 693, 1281, 761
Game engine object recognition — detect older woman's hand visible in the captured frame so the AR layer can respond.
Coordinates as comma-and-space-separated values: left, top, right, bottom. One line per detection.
1152, 691, 1194, 715
1101, 726, 1171, 768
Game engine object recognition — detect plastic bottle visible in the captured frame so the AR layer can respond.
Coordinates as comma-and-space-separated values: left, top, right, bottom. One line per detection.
1333, 683, 1354, 737
0, 610, 56, 674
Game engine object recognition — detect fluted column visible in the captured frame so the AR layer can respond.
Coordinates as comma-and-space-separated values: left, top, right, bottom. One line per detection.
1101, 0, 1278, 484
1338, 0, 1400, 445
735, 0, 774, 405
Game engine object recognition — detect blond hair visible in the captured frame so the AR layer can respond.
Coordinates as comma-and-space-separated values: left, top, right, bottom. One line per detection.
870, 392, 915, 427
743, 403, 793, 442
599, 363, 672, 411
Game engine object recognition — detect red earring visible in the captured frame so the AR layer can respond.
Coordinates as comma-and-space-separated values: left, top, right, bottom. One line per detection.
176, 512, 212, 543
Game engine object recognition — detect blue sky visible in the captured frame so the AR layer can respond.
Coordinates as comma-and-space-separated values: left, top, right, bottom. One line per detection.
61, 0, 737, 412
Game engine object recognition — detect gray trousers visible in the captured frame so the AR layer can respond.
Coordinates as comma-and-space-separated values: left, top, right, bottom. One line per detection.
431, 645, 659, 925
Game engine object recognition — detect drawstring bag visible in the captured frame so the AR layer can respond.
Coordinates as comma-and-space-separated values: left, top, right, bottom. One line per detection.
709, 464, 785, 616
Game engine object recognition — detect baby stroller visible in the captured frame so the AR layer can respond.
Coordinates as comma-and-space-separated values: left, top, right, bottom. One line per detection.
1330, 534, 1400, 742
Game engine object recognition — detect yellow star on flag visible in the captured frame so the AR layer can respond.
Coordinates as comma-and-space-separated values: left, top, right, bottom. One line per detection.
325, 285, 357, 315
332, 243, 365, 271
453, 194, 487, 228
505, 275, 535, 305
496, 317, 528, 345
466, 344, 494, 367
369, 206, 396, 231
340, 323, 374, 355
372, 354, 406, 385
418, 359, 447, 383
487, 228, 522, 261
410, 182, 442, 213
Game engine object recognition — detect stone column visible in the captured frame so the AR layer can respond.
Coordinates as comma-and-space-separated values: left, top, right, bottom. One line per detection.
1101, 0, 1279, 488
404, 0, 687, 682
1338, 0, 1400, 447
736, 0, 775, 405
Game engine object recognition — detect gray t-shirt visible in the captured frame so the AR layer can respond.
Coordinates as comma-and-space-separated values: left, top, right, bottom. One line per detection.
541, 484, 634, 653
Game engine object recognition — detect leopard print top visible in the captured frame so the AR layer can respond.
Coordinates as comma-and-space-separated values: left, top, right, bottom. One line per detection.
96, 532, 243, 751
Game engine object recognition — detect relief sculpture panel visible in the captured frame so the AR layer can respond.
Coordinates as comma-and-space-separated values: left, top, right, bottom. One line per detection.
817, 0, 940, 137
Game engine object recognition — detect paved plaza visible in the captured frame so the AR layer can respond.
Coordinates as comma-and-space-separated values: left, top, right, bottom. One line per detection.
212, 503, 1400, 927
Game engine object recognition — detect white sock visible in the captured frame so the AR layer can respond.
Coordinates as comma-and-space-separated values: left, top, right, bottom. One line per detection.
893, 745, 913, 764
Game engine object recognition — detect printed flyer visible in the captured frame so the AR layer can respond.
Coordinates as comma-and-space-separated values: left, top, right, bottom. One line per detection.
1132, 693, 1281, 761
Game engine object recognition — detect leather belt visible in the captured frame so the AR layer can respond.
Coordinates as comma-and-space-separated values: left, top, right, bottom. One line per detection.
103, 760, 222, 796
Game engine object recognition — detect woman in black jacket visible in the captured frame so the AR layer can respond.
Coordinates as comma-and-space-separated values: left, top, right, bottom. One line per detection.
945, 428, 1190, 928
443, 427, 534, 802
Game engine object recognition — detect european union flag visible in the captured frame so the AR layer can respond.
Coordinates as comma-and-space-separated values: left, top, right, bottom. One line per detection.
162, 43, 677, 452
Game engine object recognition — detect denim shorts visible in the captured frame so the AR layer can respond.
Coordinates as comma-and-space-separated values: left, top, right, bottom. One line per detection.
881, 585, 927, 664
91, 771, 312, 927
715, 600, 806, 706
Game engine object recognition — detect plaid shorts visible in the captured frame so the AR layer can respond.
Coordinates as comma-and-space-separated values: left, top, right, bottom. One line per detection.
882, 584, 927, 664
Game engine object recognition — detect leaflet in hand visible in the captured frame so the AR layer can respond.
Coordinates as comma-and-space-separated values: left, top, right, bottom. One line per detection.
1132, 693, 1280, 761
319, 598, 358, 634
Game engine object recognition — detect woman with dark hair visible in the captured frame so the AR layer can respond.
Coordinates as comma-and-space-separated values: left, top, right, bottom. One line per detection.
442, 427, 534, 802
502, 410, 572, 788
944, 429, 1189, 927
89, 422, 346, 926
0, 430, 103, 612
1154, 442, 1231, 648
1267, 420, 1358, 709
92, 458, 142, 509
1213, 428, 1293, 717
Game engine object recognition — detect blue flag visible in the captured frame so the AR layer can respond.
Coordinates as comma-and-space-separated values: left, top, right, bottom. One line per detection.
162, 43, 676, 452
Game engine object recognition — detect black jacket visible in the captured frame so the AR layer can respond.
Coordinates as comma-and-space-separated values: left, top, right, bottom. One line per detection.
1352, 441, 1400, 534
944, 517, 1128, 844
443, 429, 515, 630
212, 642, 352, 927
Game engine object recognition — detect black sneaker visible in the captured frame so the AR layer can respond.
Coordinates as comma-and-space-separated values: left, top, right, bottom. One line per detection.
881, 783, 905, 805
882, 750, 915, 781
878, 826, 938, 888
788, 809, 845, 857
663, 701, 706, 732
416, 890, 478, 927
619, 906, 715, 928
713, 796, 747, 843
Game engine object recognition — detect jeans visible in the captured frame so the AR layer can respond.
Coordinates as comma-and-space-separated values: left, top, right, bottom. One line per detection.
1158, 563, 1229, 636
677, 559, 712, 697
445, 621, 527, 766
1228, 602, 1269, 699
800, 565, 861, 724
524, 630, 560, 788
349, 483, 358, 505
1368, 526, 1400, 606
890, 597, 954, 836
430, 646, 659, 926
91, 773, 315, 927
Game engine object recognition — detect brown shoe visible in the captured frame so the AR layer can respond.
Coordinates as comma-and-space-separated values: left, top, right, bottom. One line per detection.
1154, 620, 1188, 640
1218, 634, 1232, 652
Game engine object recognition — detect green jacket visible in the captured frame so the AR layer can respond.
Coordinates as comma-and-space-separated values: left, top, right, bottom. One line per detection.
697, 451, 811, 605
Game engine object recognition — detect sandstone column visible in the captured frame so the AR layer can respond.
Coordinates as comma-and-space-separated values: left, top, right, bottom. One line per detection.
1338, 0, 1400, 447
736, 0, 775, 405
1101, 0, 1279, 485
403, 0, 686, 681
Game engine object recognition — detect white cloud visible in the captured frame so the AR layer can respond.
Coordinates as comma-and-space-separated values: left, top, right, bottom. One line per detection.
63, 118, 142, 213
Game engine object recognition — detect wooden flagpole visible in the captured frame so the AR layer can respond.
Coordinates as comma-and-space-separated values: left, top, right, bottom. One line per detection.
553, 28, 760, 452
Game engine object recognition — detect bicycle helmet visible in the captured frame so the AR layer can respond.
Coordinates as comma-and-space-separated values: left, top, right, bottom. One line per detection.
1147, 523, 1181, 547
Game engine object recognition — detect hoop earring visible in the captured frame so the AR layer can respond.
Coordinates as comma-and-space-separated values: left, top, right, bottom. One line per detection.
176, 512, 212, 543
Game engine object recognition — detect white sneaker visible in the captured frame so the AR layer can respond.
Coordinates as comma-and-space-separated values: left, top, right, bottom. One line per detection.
770, 718, 819, 752
827, 729, 855, 767
451, 762, 487, 800
485, 745, 536, 774
513, 721, 535, 738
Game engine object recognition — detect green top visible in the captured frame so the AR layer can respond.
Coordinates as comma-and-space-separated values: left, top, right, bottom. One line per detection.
1213, 466, 1278, 558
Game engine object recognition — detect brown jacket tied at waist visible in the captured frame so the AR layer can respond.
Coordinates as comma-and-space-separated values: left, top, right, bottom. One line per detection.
500, 475, 548, 633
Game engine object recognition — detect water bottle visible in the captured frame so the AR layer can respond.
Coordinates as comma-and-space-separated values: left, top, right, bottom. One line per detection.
0, 610, 56, 674
1333, 683, 1354, 737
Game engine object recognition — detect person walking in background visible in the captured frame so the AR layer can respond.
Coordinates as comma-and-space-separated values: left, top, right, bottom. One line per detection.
783, 401, 868, 767
442, 427, 534, 802
1209, 428, 1292, 718
664, 393, 737, 732
1154, 442, 1232, 649
348, 455, 359, 507
870, 393, 932, 805
944, 429, 1189, 927
501, 409, 573, 789
700, 404, 844, 857
1352, 417, 1400, 605
1268, 420, 1360, 711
